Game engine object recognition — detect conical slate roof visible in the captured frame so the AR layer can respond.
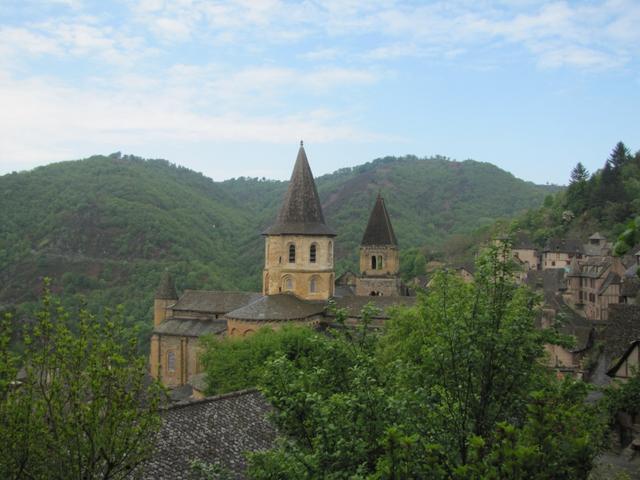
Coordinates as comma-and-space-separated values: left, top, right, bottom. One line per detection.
155, 271, 178, 300
263, 143, 336, 236
361, 194, 398, 246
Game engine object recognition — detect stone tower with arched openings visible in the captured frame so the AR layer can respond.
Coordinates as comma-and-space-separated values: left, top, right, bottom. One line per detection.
262, 142, 336, 300
355, 194, 403, 296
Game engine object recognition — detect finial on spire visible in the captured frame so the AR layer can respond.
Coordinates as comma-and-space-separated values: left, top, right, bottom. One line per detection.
300, 140, 303, 147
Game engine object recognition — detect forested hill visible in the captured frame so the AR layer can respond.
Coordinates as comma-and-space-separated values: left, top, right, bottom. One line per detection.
0, 152, 556, 336
509, 142, 640, 252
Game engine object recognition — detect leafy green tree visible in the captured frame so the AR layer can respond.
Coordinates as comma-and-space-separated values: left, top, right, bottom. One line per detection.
0, 283, 164, 480
247, 245, 603, 479
200, 325, 330, 395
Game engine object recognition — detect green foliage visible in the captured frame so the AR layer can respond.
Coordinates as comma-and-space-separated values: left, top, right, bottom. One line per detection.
0, 153, 556, 347
0, 281, 164, 480
244, 246, 603, 479
604, 370, 640, 419
200, 325, 329, 395
510, 141, 640, 251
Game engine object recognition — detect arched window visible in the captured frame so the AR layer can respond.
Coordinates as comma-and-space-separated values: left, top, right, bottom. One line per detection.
377, 255, 383, 270
167, 351, 176, 373
283, 275, 294, 292
371, 256, 377, 269
309, 276, 318, 293
288, 243, 296, 263
309, 244, 317, 263
328, 241, 333, 263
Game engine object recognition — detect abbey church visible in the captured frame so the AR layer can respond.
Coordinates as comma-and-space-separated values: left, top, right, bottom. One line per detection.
150, 143, 415, 389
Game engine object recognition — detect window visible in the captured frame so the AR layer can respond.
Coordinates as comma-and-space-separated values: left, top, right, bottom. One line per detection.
310, 244, 317, 263
589, 293, 596, 303
288, 244, 296, 263
328, 241, 333, 263
283, 276, 294, 291
371, 256, 377, 269
167, 351, 176, 373
309, 276, 318, 293
377, 255, 383, 270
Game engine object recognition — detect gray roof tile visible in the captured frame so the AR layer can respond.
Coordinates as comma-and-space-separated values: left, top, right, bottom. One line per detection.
225, 294, 326, 321
361, 195, 398, 246
140, 390, 276, 479
155, 271, 178, 300
172, 290, 262, 314
263, 143, 335, 236
154, 318, 228, 337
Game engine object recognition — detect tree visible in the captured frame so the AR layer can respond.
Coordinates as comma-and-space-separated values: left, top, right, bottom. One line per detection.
247, 245, 604, 479
200, 325, 327, 395
569, 162, 589, 184
607, 142, 631, 170
0, 283, 164, 480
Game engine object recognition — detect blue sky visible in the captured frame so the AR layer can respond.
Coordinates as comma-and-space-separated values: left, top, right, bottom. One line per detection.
0, 0, 638, 184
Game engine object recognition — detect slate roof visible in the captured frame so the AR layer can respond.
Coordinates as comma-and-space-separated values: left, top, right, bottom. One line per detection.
155, 271, 178, 300
139, 389, 276, 480
172, 290, 262, 314
621, 275, 640, 298
263, 143, 336, 237
607, 340, 640, 377
602, 304, 640, 367
154, 318, 228, 337
225, 294, 326, 322
525, 269, 568, 301
512, 231, 537, 250
329, 296, 416, 319
361, 195, 398, 246
598, 272, 621, 295
543, 237, 584, 254
566, 256, 611, 278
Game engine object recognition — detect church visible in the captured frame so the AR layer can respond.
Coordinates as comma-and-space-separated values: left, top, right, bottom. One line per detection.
149, 142, 415, 389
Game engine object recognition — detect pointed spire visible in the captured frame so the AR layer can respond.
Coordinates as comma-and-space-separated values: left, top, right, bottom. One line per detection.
361, 195, 398, 246
155, 270, 177, 300
263, 143, 336, 236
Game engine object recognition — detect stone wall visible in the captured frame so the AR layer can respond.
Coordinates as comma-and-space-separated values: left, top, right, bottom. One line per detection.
263, 235, 334, 300
355, 276, 402, 297
359, 245, 399, 277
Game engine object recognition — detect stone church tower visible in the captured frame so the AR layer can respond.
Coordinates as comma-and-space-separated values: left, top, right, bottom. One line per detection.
355, 194, 403, 296
262, 142, 336, 300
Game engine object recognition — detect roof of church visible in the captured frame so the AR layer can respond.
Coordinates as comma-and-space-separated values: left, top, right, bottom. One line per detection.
172, 290, 262, 314
155, 271, 178, 300
139, 389, 276, 479
225, 294, 326, 322
361, 195, 398, 246
329, 296, 416, 319
153, 318, 228, 337
263, 143, 336, 237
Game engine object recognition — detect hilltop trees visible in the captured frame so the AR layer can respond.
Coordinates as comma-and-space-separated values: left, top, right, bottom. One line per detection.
0, 283, 163, 480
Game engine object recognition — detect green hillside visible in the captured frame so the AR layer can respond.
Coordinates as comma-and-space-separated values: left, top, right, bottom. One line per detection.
506, 142, 640, 250
0, 152, 557, 341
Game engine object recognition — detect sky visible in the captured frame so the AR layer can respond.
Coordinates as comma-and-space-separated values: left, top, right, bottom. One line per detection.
0, 0, 638, 185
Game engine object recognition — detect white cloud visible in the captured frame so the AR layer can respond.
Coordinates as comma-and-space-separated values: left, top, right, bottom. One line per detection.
0, 70, 384, 172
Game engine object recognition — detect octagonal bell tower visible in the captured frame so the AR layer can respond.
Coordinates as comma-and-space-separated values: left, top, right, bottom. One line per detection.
262, 142, 336, 300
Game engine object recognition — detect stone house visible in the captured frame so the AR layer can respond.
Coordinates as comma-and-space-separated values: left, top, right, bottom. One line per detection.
566, 255, 626, 321
541, 237, 584, 269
